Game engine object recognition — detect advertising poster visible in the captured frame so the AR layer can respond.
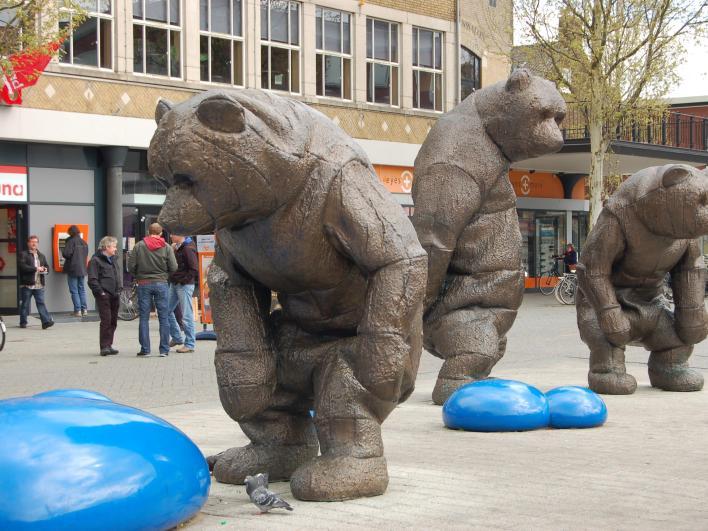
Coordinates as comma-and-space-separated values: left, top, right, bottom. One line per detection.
196, 235, 215, 324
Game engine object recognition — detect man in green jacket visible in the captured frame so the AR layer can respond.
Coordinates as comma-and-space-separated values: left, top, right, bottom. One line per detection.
128, 223, 177, 357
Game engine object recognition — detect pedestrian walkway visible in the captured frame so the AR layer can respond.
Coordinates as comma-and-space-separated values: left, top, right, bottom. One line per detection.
2, 295, 707, 529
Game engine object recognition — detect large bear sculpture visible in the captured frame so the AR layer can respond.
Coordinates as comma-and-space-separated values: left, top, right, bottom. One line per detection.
577, 164, 708, 395
149, 90, 427, 501
412, 69, 567, 404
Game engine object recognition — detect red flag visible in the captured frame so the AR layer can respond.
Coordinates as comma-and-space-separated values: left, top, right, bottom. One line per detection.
1, 41, 62, 105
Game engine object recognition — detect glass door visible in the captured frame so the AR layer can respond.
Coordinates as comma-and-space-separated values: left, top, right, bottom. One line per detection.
0, 205, 26, 314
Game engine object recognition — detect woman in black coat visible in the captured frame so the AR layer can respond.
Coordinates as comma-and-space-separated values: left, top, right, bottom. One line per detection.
62, 225, 89, 317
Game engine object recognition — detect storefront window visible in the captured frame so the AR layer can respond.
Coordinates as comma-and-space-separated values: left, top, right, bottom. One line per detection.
518, 210, 568, 278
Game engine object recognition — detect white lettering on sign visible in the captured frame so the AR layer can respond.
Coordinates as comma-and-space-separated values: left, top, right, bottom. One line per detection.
0, 166, 28, 202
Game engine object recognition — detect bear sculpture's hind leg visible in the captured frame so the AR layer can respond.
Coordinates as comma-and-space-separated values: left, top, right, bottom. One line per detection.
210, 407, 319, 484
290, 355, 390, 501
427, 307, 515, 405
648, 345, 704, 391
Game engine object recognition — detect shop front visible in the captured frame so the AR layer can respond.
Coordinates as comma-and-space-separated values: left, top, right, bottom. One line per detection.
0, 166, 29, 313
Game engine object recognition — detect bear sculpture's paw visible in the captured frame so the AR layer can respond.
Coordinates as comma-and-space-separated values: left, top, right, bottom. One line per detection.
290, 456, 388, 501
433, 376, 478, 405
210, 443, 318, 485
648, 365, 704, 392
588, 371, 637, 395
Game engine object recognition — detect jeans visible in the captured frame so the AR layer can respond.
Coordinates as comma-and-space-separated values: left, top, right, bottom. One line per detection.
96, 293, 120, 349
67, 275, 88, 312
19, 287, 52, 326
168, 283, 196, 349
137, 282, 170, 354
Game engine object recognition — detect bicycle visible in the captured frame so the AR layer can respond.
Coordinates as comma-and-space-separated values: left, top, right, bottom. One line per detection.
537, 256, 563, 295
0, 315, 5, 351
118, 281, 139, 321
554, 272, 577, 305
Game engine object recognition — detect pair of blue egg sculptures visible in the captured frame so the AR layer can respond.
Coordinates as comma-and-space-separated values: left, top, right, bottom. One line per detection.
0, 389, 210, 531
443, 379, 608, 432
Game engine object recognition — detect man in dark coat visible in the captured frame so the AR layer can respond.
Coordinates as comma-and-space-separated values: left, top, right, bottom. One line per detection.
18, 235, 53, 329
62, 225, 89, 317
87, 236, 123, 356
167, 234, 198, 353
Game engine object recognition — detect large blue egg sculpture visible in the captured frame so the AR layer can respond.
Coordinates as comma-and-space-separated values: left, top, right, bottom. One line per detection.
546, 386, 607, 429
33, 388, 111, 401
443, 379, 550, 432
0, 392, 210, 531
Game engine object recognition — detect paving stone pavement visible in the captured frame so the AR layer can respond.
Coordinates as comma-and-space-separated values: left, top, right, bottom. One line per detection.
2, 294, 707, 529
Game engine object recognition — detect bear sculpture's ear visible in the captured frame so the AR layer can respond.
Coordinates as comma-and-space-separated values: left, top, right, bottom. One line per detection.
662, 165, 692, 188
196, 95, 246, 133
506, 69, 532, 93
155, 99, 174, 124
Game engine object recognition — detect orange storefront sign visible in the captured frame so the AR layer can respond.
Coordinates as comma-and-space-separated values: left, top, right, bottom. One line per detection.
374, 165, 414, 194
509, 170, 564, 199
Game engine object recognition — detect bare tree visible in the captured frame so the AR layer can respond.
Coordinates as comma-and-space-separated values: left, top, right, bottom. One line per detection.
516, 0, 707, 227
1, 1, 85, 90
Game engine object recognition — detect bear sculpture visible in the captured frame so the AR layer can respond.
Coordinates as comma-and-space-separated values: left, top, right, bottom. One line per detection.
577, 164, 708, 394
149, 89, 427, 501
412, 69, 567, 404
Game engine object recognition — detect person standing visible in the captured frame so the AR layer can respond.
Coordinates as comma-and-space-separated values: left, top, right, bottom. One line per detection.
62, 225, 89, 317
18, 235, 54, 329
167, 234, 198, 353
87, 236, 122, 356
128, 223, 177, 357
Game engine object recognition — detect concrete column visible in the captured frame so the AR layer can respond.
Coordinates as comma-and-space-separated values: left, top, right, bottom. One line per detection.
400, 23, 413, 110
302, 3, 317, 97
353, 9, 367, 103
184, 0, 201, 82
100, 146, 128, 270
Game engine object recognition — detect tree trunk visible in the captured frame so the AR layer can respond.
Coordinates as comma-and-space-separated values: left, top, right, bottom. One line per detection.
588, 120, 606, 229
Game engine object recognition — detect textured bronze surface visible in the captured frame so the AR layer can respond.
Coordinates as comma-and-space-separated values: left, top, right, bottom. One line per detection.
149, 89, 426, 501
412, 69, 567, 405
577, 164, 708, 395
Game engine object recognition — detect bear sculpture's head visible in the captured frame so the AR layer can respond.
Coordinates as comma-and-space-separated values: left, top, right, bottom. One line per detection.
475, 69, 566, 162
149, 90, 313, 234
632, 164, 708, 239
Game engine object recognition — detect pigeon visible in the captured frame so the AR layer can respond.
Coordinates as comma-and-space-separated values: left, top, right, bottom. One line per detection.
245, 473, 294, 513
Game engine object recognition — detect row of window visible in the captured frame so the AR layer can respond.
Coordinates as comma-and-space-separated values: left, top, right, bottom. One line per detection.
56, 0, 483, 110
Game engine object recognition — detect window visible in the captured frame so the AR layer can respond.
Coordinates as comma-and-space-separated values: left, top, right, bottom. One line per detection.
315, 7, 351, 100
460, 46, 481, 102
412, 27, 443, 111
260, 0, 300, 93
132, 0, 181, 78
59, 1, 113, 69
366, 18, 399, 106
199, 0, 244, 85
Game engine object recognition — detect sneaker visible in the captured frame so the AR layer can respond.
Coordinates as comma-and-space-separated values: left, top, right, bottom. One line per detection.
159, 352, 169, 357
100, 348, 116, 356
81, 309, 88, 317
42, 321, 54, 330
169, 339, 183, 347
19, 323, 27, 329
136, 351, 152, 357
109, 347, 119, 354
176, 346, 195, 353
71, 311, 82, 318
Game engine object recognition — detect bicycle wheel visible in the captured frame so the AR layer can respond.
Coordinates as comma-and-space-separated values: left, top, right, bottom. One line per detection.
118, 289, 139, 321
557, 277, 576, 305
539, 271, 557, 295
0, 318, 6, 351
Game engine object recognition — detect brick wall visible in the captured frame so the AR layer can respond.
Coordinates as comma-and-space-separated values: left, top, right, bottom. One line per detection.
365, 0, 456, 21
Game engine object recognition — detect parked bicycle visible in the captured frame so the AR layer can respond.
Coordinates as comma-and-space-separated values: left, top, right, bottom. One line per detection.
537, 256, 564, 295
118, 281, 139, 321
554, 272, 577, 305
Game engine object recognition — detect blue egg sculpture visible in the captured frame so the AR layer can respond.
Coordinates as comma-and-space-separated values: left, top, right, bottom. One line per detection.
33, 388, 111, 401
546, 386, 607, 429
443, 379, 550, 432
0, 392, 210, 531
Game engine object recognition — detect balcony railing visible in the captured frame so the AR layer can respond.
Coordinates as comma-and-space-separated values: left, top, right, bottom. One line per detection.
560, 104, 708, 152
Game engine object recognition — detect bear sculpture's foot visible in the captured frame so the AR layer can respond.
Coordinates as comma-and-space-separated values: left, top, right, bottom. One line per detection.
432, 376, 477, 405
648, 365, 704, 392
290, 456, 388, 501
588, 371, 637, 395
209, 443, 318, 485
